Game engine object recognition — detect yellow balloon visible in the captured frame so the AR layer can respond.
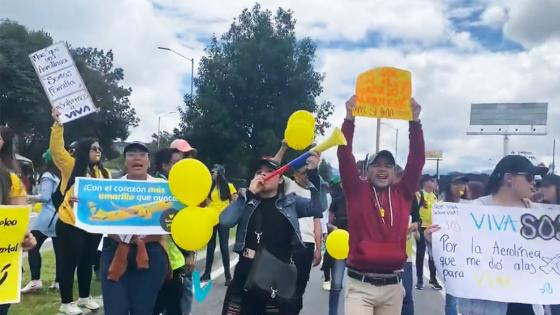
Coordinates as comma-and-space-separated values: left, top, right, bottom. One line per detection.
326, 229, 350, 260
168, 159, 212, 207
285, 120, 315, 150
171, 207, 214, 251
288, 110, 315, 127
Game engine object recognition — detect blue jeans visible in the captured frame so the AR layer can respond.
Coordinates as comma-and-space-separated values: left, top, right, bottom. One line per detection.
329, 259, 346, 315
181, 273, 193, 314
445, 294, 457, 315
401, 262, 414, 315
101, 241, 168, 315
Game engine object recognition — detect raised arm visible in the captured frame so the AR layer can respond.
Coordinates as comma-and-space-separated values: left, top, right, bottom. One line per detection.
219, 189, 248, 228
272, 140, 289, 164
337, 95, 361, 193
399, 98, 425, 198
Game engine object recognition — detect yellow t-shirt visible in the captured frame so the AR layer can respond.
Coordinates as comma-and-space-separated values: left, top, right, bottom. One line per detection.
9, 172, 27, 199
208, 183, 236, 216
418, 191, 437, 227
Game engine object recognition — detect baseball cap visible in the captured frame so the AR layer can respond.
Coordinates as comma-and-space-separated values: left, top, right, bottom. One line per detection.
492, 155, 548, 179
420, 174, 436, 185
255, 156, 281, 172
451, 175, 469, 184
42, 149, 53, 163
124, 142, 150, 154
170, 139, 197, 156
367, 150, 396, 166
330, 175, 341, 185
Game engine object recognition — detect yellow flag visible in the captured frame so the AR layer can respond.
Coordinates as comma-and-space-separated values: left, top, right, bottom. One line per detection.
354, 67, 412, 120
0, 205, 31, 304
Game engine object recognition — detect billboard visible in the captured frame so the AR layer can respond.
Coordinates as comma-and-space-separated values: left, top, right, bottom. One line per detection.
467, 103, 548, 135
426, 150, 443, 160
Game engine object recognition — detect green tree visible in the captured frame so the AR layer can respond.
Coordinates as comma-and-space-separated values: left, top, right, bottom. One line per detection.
318, 159, 333, 182
0, 20, 138, 163
175, 4, 334, 179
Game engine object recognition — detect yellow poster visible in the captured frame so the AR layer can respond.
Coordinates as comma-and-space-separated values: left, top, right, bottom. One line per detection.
0, 205, 31, 304
354, 67, 412, 120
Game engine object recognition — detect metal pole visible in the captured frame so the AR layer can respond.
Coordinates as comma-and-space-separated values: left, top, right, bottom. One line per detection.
504, 134, 510, 157
376, 118, 381, 153
190, 58, 194, 96
553, 139, 556, 173
436, 159, 440, 179
157, 116, 161, 149
395, 128, 399, 162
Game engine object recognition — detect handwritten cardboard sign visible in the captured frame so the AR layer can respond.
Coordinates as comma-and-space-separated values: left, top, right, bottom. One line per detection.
354, 67, 412, 120
432, 201, 560, 304
0, 206, 31, 304
29, 42, 97, 123
74, 178, 185, 234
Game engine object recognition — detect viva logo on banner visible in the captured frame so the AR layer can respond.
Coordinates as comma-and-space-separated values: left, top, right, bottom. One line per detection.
432, 202, 560, 305
0, 206, 31, 304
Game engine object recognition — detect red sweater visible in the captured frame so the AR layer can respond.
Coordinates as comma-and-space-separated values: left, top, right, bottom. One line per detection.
337, 119, 425, 272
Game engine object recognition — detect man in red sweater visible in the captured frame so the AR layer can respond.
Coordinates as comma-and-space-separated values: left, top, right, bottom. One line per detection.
337, 95, 424, 314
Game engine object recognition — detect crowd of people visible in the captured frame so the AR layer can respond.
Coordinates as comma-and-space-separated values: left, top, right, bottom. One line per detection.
1, 95, 559, 315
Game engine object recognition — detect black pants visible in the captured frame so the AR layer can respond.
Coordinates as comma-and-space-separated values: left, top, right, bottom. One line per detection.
153, 267, 185, 315
56, 220, 102, 303
285, 242, 315, 314
27, 230, 62, 281
203, 226, 231, 280
322, 251, 334, 282
416, 227, 436, 283
0, 304, 9, 315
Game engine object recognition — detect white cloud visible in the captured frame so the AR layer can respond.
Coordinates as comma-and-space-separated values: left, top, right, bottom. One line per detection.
501, 0, 560, 47
478, 5, 507, 29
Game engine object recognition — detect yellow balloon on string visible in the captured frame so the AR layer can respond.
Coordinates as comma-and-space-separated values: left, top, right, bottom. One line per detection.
326, 229, 350, 260
170, 207, 214, 251
288, 110, 315, 127
285, 120, 315, 150
168, 159, 212, 207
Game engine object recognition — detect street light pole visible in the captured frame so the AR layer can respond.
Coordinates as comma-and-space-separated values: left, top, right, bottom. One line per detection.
380, 121, 399, 162
157, 111, 176, 149
157, 46, 194, 96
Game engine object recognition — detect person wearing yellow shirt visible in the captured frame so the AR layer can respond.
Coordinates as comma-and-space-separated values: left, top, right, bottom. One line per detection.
415, 175, 440, 291
50, 110, 110, 315
200, 164, 237, 286
0, 166, 37, 315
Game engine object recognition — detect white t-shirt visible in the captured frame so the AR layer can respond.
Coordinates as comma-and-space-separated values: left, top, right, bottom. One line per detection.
284, 177, 316, 244
320, 193, 332, 234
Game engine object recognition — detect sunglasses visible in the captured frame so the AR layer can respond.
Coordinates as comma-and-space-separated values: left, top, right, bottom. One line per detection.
90, 146, 103, 153
513, 172, 535, 182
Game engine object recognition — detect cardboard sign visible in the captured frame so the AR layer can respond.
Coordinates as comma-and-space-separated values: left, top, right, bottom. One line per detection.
29, 42, 97, 123
0, 206, 31, 304
432, 201, 560, 304
74, 178, 184, 234
354, 67, 412, 120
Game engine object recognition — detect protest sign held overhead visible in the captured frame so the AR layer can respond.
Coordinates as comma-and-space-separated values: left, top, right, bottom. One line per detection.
431, 202, 560, 305
0, 206, 31, 304
74, 178, 183, 235
29, 42, 97, 123
354, 67, 412, 120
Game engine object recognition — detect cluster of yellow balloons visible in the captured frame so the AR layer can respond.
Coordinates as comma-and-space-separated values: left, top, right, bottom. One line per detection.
168, 159, 216, 251
325, 229, 349, 260
284, 110, 315, 150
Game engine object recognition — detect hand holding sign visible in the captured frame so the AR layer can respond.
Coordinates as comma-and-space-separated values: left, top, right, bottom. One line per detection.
354, 67, 412, 120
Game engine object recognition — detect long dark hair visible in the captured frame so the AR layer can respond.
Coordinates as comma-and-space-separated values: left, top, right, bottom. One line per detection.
40, 158, 61, 181
0, 165, 11, 204
210, 165, 231, 201
0, 126, 20, 173
485, 171, 502, 196
65, 138, 109, 193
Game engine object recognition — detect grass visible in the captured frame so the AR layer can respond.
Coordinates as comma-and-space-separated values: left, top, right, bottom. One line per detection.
9, 250, 102, 315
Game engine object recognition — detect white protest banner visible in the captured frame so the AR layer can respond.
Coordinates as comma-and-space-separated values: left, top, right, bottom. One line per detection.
432, 202, 560, 305
29, 42, 97, 123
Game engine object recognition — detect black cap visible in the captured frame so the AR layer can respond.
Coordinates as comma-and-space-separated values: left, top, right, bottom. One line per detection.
255, 156, 281, 171
542, 174, 560, 187
367, 150, 396, 166
420, 174, 436, 184
124, 142, 150, 154
492, 155, 548, 179
67, 141, 79, 150
451, 175, 469, 184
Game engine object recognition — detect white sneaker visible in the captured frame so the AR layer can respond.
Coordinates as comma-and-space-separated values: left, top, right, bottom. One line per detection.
322, 281, 331, 291
77, 297, 100, 310
59, 303, 83, 315
21, 280, 43, 293
49, 282, 60, 290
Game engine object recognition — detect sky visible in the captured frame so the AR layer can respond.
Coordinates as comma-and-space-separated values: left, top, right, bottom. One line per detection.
2, 0, 560, 174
